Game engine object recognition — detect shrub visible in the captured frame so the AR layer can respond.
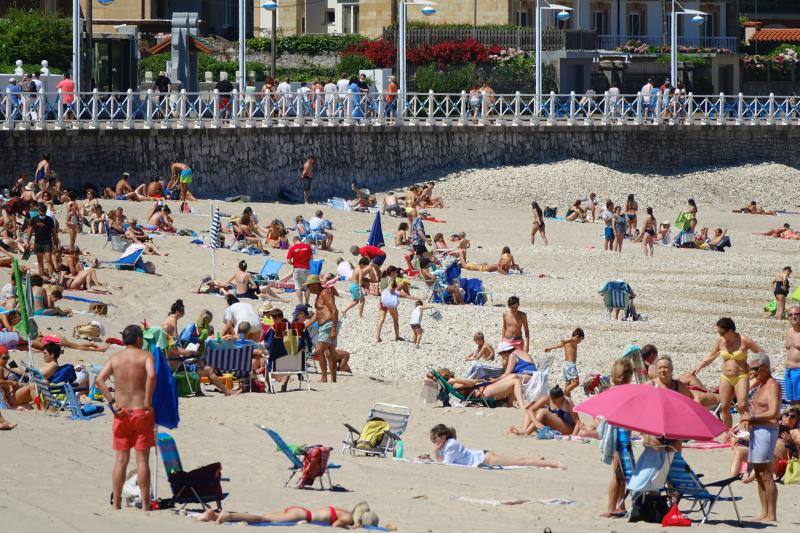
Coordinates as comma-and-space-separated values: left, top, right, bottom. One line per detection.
336, 53, 375, 76
413, 63, 477, 93
408, 39, 501, 67
0, 8, 72, 71
355, 39, 397, 68
246, 34, 366, 55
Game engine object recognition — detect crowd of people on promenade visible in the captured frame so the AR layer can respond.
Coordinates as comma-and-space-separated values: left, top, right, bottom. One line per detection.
2, 152, 799, 528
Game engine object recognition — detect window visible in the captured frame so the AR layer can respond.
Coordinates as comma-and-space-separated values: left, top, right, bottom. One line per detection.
627, 13, 641, 36
703, 14, 715, 38
343, 4, 359, 34
592, 11, 606, 34
326, 9, 336, 25
516, 10, 529, 27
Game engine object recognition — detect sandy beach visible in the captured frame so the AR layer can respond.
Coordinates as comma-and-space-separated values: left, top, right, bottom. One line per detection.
2, 160, 800, 532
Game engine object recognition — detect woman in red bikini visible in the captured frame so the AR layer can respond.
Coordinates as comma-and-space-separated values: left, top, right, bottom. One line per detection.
197, 501, 379, 528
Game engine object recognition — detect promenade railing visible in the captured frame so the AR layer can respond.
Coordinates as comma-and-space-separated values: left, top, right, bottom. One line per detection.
2, 89, 799, 130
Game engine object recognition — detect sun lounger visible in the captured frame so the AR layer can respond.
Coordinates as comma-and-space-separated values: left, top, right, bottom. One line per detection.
665, 452, 742, 526
255, 425, 341, 489
431, 369, 497, 408
157, 432, 227, 510
342, 402, 411, 458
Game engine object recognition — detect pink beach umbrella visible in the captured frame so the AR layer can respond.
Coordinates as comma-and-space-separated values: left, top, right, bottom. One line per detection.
575, 383, 726, 441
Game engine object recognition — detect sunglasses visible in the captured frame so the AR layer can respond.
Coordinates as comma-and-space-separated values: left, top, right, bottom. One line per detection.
788, 313, 800, 318
783, 412, 797, 419
749, 364, 764, 373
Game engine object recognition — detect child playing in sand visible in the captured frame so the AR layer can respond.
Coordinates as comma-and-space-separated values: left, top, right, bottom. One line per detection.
465, 332, 494, 361
544, 328, 585, 397
410, 300, 432, 348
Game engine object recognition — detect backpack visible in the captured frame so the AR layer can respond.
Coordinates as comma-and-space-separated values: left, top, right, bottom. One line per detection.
298, 445, 331, 487
356, 418, 391, 450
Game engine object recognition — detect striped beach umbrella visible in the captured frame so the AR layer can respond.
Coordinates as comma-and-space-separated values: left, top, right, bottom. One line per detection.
209, 206, 221, 249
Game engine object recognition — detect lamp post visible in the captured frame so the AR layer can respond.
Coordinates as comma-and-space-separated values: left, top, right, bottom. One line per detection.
535, 2, 572, 100
670, 1, 706, 87
397, 1, 437, 97
72, 0, 81, 93
239, 0, 248, 92
262, 2, 279, 80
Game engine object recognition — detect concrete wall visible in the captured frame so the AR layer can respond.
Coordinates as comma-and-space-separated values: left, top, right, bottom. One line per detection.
2, 126, 799, 201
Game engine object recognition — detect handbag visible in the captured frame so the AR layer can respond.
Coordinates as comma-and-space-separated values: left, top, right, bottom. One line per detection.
89, 303, 108, 316
661, 501, 691, 527
629, 493, 669, 523
785, 457, 800, 484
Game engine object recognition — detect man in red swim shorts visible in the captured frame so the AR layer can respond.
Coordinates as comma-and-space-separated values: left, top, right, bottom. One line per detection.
96, 325, 156, 511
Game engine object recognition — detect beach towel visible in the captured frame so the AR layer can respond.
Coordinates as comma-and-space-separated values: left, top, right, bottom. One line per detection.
422, 216, 446, 223
62, 295, 105, 304
627, 447, 674, 494
394, 458, 560, 470
327, 197, 352, 211
451, 496, 578, 507
682, 441, 729, 450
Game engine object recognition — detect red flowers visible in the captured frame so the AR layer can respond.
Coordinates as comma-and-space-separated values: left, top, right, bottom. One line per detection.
343, 38, 501, 68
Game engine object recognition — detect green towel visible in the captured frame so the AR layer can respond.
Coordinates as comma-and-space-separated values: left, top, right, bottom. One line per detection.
675, 212, 692, 231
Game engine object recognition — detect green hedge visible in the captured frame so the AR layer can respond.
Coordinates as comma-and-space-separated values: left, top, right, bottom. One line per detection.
0, 8, 72, 71
404, 21, 520, 31
245, 34, 366, 55
414, 64, 477, 93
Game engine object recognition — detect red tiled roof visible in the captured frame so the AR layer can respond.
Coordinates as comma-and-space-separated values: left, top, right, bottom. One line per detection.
147, 35, 214, 55
750, 28, 800, 42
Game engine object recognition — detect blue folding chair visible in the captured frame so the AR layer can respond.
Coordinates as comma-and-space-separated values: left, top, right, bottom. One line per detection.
204, 339, 255, 392
63, 383, 104, 420
665, 452, 742, 526
256, 425, 340, 489
112, 245, 146, 272
310, 258, 324, 276
259, 259, 285, 280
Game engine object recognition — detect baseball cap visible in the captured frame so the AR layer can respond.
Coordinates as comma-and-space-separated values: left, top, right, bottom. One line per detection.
497, 341, 515, 353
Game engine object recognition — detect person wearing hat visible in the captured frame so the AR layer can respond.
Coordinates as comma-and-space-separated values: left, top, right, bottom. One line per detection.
197, 501, 379, 527
305, 275, 341, 383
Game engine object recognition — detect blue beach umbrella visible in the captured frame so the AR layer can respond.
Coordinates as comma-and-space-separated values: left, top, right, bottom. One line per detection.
367, 212, 385, 248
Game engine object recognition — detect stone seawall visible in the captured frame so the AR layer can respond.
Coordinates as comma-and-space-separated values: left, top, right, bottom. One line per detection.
2, 126, 798, 201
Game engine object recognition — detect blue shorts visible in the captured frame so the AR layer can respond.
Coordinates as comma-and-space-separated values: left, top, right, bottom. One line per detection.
562, 361, 579, 382
116, 194, 128, 201
370, 254, 387, 266
785, 367, 800, 402
748, 426, 779, 464
604, 227, 614, 241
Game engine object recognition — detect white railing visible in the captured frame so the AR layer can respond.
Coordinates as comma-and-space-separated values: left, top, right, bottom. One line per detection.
2, 88, 799, 129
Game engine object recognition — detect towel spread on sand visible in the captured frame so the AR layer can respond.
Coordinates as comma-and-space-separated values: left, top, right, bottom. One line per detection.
394, 458, 560, 470
451, 496, 578, 507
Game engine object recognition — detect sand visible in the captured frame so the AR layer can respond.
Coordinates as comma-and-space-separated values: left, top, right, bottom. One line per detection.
2, 161, 800, 532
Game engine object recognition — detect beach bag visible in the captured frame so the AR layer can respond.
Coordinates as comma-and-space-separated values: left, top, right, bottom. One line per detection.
785, 458, 800, 484
544, 207, 557, 218
661, 502, 691, 527
629, 493, 669, 523
174, 371, 199, 397
73, 323, 102, 341
298, 445, 331, 487
89, 303, 108, 316
356, 418, 391, 450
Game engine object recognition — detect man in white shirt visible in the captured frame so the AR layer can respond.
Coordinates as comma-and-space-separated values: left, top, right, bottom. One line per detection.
607, 84, 620, 119
336, 74, 350, 116
640, 78, 653, 118
601, 200, 615, 251
308, 209, 333, 250
298, 82, 312, 116
276, 77, 292, 117
323, 79, 337, 117
222, 295, 259, 336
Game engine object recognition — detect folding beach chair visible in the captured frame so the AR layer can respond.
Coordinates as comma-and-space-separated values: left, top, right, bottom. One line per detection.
342, 402, 411, 458
28, 368, 69, 415
157, 432, 227, 510
665, 452, 742, 526
204, 338, 255, 392
310, 258, 324, 276
112, 244, 146, 272
255, 425, 341, 489
431, 369, 496, 408
63, 383, 104, 420
264, 325, 310, 393
252, 259, 284, 286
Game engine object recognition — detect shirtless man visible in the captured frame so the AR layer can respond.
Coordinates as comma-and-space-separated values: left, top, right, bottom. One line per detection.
145, 177, 165, 199
306, 275, 340, 383
103, 173, 144, 201
95, 325, 156, 512
502, 296, 529, 353
741, 353, 781, 523
300, 157, 314, 205
382, 191, 403, 217
342, 257, 369, 318
785, 305, 800, 405
168, 162, 196, 205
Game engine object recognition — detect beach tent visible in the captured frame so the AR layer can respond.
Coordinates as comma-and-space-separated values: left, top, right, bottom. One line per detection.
367, 212, 385, 248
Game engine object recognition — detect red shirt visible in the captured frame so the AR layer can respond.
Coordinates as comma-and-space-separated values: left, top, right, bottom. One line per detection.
358, 245, 385, 259
286, 243, 313, 269
57, 78, 75, 104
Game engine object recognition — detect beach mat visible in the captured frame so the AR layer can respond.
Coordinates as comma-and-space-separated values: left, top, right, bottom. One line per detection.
451, 496, 578, 507
188, 514, 387, 530
394, 458, 560, 470
63, 295, 105, 304
682, 441, 729, 450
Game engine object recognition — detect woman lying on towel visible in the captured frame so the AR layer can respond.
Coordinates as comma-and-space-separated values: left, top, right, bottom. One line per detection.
417, 424, 565, 469
732, 201, 776, 216
760, 223, 800, 240
197, 501, 380, 528
461, 246, 522, 275
0, 311, 108, 352
125, 220, 167, 256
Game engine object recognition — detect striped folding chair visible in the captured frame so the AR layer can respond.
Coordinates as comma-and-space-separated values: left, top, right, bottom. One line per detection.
665, 452, 742, 526
599, 280, 633, 320
27, 369, 69, 415
63, 383, 104, 420
204, 339, 255, 392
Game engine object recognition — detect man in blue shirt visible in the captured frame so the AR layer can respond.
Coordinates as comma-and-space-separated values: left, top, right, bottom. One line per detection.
5, 78, 22, 120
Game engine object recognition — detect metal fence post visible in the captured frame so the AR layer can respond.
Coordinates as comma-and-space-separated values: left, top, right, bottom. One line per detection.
314, 90, 323, 126
5, 88, 12, 129
717, 93, 724, 126
232, 89, 240, 128
74, 92, 82, 129
57, 89, 64, 129
635, 92, 642, 125
179, 89, 187, 128
376, 90, 385, 126
459, 90, 467, 126
427, 89, 435, 126
146, 89, 154, 128
38, 88, 46, 130
21, 91, 29, 130
296, 90, 303, 124
548, 91, 555, 126
768, 93, 775, 125
398, 91, 405, 127
92, 88, 99, 128
654, 92, 662, 125
265, 89, 273, 127
513, 91, 521, 126
345, 89, 353, 126
602, 91, 609, 126
686, 92, 694, 125
126, 89, 133, 129
568, 91, 576, 126
737, 92, 743, 125
213, 89, 220, 127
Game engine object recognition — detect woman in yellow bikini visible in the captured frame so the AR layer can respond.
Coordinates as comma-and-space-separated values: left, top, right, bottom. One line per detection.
692, 317, 764, 430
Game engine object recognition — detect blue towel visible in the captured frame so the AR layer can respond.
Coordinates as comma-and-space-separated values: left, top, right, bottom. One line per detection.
627, 447, 673, 495
63, 295, 105, 304
250, 522, 388, 531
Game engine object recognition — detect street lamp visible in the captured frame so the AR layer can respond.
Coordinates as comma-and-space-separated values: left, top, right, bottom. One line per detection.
72, 0, 81, 93
397, 0, 437, 97
262, 2, 279, 80
535, 2, 572, 100
238, 0, 248, 92
670, 1, 707, 88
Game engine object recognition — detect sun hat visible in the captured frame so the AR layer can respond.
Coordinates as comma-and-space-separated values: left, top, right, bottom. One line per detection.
303, 275, 322, 286
258, 302, 276, 316
351, 502, 372, 526
496, 341, 515, 353
359, 512, 379, 527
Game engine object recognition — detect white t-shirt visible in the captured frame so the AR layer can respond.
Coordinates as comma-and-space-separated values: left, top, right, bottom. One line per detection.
324, 82, 336, 102
277, 81, 292, 95
336, 261, 353, 280
410, 306, 423, 325
337, 78, 350, 97
380, 288, 399, 309
440, 438, 485, 467
601, 209, 614, 226
223, 302, 260, 331
640, 83, 652, 96
308, 216, 323, 231
299, 85, 311, 102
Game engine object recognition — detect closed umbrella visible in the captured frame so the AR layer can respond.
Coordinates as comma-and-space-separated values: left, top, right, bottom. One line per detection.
367, 212, 385, 248
575, 383, 725, 441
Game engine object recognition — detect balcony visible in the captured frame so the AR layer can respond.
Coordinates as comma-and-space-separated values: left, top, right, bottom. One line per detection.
598, 35, 737, 52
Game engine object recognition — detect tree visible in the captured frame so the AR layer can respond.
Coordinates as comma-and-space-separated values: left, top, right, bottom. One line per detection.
0, 8, 72, 71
